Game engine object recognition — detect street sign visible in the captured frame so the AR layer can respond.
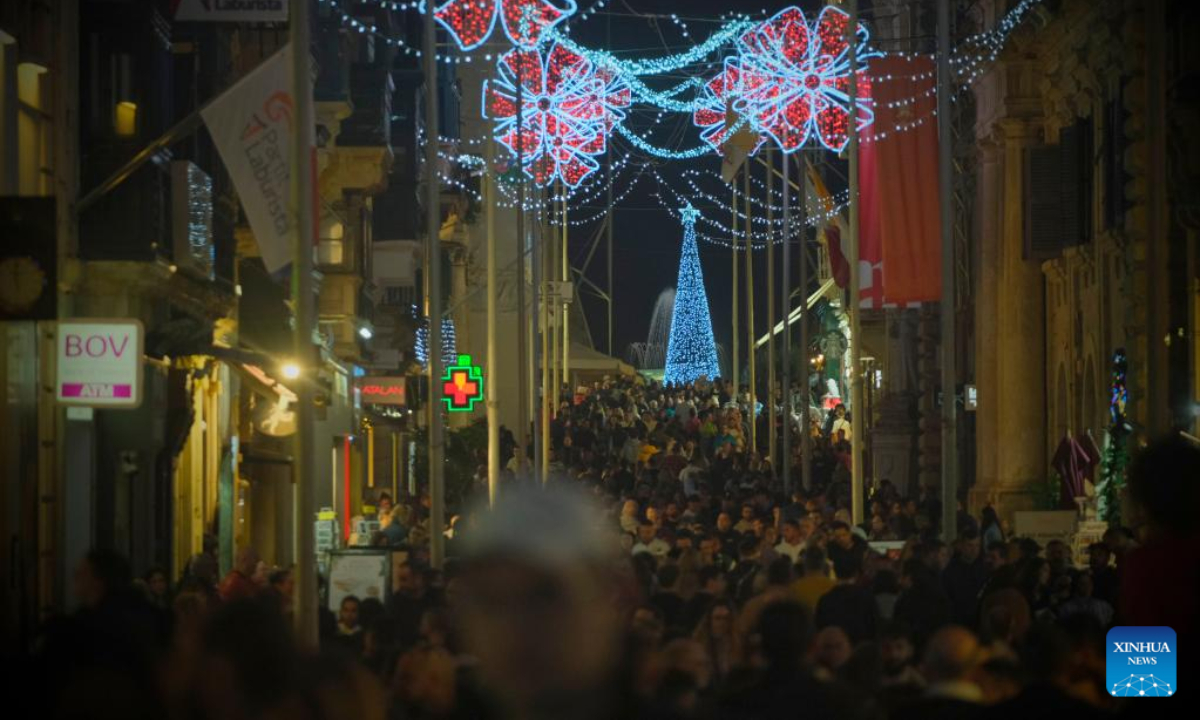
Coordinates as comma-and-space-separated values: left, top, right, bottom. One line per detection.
359, 376, 407, 406
441, 354, 484, 413
56, 320, 144, 408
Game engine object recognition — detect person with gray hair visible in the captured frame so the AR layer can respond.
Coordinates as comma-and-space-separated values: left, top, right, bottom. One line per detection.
890, 625, 984, 720
453, 483, 649, 720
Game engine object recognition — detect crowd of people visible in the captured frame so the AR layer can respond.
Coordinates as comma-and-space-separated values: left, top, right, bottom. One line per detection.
27, 376, 1200, 719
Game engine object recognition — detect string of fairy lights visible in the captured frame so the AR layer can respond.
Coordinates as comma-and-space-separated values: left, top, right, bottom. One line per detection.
330, 0, 1043, 247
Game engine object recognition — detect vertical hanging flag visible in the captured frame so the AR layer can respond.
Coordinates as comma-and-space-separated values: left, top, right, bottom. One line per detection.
201, 44, 303, 274
869, 54, 941, 304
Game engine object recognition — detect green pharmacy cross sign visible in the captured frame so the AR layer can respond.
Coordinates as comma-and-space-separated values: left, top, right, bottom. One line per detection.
441, 354, 484, 413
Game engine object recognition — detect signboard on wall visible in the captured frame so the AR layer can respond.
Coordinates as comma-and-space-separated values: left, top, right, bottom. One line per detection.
358, 376, 408, 406
173, 0, 288, 23
56, 320, 144, 408
327, 550, 390, 612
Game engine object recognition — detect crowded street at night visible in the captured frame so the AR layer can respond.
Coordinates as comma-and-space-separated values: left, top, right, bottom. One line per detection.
3, 0, 1199, 718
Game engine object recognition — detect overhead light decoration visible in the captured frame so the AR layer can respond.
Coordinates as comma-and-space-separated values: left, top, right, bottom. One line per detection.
692, 64, 764, 153
710, 5, 880, 153
441, 354, 485, 412
434, 0, 577, 51
484, 43, 631, 186
663, 205, 721, 385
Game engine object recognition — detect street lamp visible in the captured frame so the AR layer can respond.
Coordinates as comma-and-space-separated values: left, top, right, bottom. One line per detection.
281, 362, 301, 381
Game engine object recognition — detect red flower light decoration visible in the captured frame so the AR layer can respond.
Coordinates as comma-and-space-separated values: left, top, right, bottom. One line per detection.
483, 43, 631, 187
728, 5, 876, 153
692, 61, 765, 153
434, 0, 577, 51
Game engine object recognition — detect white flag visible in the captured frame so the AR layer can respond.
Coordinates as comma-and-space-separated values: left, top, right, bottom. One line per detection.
202, 44, 298, 273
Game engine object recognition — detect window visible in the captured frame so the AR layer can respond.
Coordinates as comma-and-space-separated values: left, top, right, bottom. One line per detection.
1024, 118, 1094, 260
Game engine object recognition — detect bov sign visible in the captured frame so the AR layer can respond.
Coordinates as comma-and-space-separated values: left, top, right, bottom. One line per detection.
1107, 626, 1177, 698
56, 320, 144, 409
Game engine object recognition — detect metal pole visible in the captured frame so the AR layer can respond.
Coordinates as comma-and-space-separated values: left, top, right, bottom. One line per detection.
847, 0, 865, 527
744, 166, 756, 453
781, 153, 792, 495
799, 153, 812, 492
562, 192, 570, 398
938, 0, 959, 543
422, 2, 445, 568
515, 62, 528, 477
606, 11, 614, 356
485, 108, 499, 507
549, 187, 559, 418
289, 0, 318, 645
766, 148, 777, 471
536, 191, 547, 482
731, 184, 739, 399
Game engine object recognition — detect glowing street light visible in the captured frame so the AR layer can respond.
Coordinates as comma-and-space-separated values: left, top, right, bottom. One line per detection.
281, 362, 301, 380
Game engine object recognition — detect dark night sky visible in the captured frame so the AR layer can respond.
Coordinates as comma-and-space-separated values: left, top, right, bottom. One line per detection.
566, 0, 851, 362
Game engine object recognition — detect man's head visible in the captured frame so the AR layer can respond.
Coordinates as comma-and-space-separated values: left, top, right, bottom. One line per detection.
269, 568, 294, 598
1045, 539, 1070, 570
781, 520, 801, 545
740, 504, 754, 521
394, 562, 427, 598
811, 626, 852, 673
637, 521, 657, 545
1087, 542, 1111, 571
955, 529, 982, 564
830, 521, 853, 549
234, 546, 260, 577
716, 512, 732, 533
75, 549, 132, 608
339, 595, 360, 630
377, 493, 393, 517
879, 623, 915, 674
921, 626, 981, 685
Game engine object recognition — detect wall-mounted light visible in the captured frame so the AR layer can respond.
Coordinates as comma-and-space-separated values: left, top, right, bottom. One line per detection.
281, 362, 301, 380
358, 326, 373, 340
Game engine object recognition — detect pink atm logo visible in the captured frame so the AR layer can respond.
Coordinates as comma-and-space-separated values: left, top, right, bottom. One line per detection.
56, 320, 144, 408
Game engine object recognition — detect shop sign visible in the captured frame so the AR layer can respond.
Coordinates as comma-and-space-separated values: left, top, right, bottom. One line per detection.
56, 320, 144, 408
359, 377, 407, 406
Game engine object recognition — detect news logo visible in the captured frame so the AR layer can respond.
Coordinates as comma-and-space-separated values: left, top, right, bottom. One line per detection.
1107, 626, 1176, 697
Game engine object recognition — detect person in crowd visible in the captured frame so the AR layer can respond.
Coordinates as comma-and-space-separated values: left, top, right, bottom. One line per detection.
1086, 541, 1119, 609
632, 519, 671, 559
218, 546, 261, 602
1119, 433, 1200, 684
143, 566, 170, 610
941, 529, 988, 626
1054, 570, 1113, 627
891, 626, 984, 720
774, 519, 804, 564
815, 548, 878, 644
893, 559, 952, 652
827, 521, 868, 579
878, 621, 924, 689
791, 546, 836, 615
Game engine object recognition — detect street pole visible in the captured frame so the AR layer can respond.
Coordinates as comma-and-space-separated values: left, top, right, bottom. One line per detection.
515, 62, 528, 477
562, 191, 570, 397
781, 153, 792, 495
847, 0, 865, 527
766, 148, 777, 471
744, 165, 756, 452
938, 0, 959, 543
549, 185, 559, 418
731, 184, 739, 398
289, 0, 318, 645
606, 13, 615, 357
422, 2, 445, 568
537, 190, 548, 482
798, 153, 812, 492
485, 103, 499, 508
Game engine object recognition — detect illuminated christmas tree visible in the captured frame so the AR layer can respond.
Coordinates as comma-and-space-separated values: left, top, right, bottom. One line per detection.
664, 205, 721, 384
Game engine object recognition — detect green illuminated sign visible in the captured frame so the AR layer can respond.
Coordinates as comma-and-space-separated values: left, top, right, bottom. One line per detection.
441, 354, 484, 412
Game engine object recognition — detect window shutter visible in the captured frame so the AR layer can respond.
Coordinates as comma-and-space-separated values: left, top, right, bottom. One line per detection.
1025, 144, 1063, 260
1059, 124, 1083, 247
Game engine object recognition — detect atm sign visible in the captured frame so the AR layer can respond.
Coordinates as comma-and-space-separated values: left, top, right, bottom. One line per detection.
359, 377, 407, 406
